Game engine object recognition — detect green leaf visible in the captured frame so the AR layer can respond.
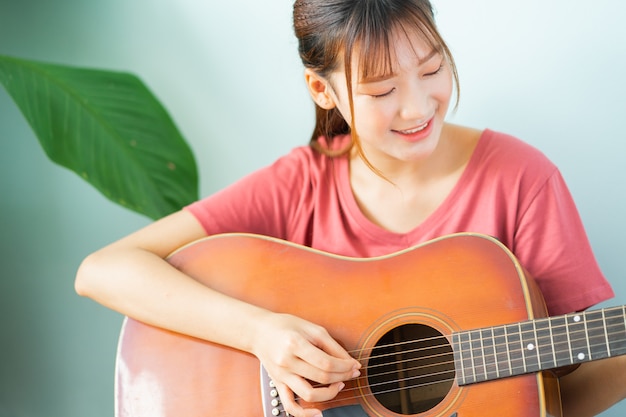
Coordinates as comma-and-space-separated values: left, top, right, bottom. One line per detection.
0, 55, 198, 220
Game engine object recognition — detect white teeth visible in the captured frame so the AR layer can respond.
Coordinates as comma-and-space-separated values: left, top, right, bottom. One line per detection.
400, 123, 428, 134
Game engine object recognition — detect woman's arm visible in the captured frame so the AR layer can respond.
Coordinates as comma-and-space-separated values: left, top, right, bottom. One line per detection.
560, 355, 626, 417
75, 210, 254, 348
74, 210, 360, 417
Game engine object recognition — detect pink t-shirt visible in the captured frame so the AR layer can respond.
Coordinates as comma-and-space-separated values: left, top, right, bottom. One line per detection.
186, 129, 613, 315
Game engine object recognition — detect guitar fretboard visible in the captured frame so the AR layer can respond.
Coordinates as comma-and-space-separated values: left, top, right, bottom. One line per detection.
452, 306, 626, 385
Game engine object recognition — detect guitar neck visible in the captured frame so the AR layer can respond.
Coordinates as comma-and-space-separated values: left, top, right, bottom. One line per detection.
453, 305, 626, 385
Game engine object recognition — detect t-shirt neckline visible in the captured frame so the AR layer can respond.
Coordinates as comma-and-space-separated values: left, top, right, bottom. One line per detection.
335, 129, 493, 243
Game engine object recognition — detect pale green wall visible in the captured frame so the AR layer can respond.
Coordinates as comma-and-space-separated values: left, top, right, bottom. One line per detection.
0, 1, 624, 416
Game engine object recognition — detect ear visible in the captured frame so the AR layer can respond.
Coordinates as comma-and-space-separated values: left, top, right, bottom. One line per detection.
304, 68, 336, 109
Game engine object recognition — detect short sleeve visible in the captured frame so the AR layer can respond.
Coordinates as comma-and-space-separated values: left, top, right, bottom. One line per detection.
512, 169, 614, 315
185, 147, 316, 239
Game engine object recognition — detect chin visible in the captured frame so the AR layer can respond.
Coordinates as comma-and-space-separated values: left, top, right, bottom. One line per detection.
403, 138, 440, 160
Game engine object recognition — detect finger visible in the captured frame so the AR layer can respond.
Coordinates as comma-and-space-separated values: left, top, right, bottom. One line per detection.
277, 379, 348, 417
293, 342, 361, 383
275, 380, 325, 417
305, 325, 355, 361
288, 356, 360, 387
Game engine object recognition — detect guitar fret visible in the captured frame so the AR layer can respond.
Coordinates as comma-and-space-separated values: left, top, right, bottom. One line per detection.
465, 331, 476, 383
519, 321, 540, 373
491, 326, 506, 378
583, 312, 592, 360
602, 309, 611, 355
451, 334, 462, 384
586, 310, 609, 360
452, 333, 462, 385
505, 323, 524, 376
565, 314, 574, 364
453, 332, 474, 385
502, 325, 513, 376
518, 323, 528, 373
604, 306, 626, 357
567, 313, 589, 363
481, 327, 498, 380
548, 318, 558, 367
549, 316, 571, 367
534, 318, 556, 370
470, 329, 487, 382
532, 321, 543, 368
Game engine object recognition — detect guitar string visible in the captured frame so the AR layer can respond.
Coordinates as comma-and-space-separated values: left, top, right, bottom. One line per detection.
357, 326, 626, 374
345, 333, 626, 382
272, 310, 626, 410
343, 311, 626, 363
351, 326, 626, 376
298, 330, 626, 411
290, 344, 625, 412
305, 370, 458, 410
298, 313, 626, 404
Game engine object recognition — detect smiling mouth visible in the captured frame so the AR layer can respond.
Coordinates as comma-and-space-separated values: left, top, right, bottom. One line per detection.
395, 118, 432, 135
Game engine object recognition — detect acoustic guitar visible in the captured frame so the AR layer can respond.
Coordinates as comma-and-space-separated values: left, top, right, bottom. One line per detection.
114, 232, 625, 417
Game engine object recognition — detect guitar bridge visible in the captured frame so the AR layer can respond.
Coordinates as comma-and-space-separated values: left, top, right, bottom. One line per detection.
260, 364, 289, 417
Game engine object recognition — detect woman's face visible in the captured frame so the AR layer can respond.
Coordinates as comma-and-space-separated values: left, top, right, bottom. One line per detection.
328, 29, 454, 169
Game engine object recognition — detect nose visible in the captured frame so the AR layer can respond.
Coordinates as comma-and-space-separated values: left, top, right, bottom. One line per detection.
399, 81, 431, 121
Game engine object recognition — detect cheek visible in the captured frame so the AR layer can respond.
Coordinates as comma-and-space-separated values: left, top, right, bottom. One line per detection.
437, 71, 455, 107
354, 103, 394, 133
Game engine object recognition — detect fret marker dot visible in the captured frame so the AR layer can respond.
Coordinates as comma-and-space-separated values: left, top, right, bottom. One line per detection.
527, 343, 535, 351
573, 315, 581, 323
578, 353, 585, 361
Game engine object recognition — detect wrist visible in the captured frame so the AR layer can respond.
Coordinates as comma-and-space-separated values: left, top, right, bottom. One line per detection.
237, 306, 275, 355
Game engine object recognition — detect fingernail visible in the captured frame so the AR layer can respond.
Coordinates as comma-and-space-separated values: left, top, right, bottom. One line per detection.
352, 369, 361, 378
338, 382, 345, 391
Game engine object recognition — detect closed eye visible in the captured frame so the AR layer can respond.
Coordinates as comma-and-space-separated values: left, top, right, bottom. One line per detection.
371, 88, 395, 98
425, 62, 444, 77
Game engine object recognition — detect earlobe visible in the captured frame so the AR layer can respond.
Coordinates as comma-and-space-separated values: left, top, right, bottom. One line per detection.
304, 69, 336, 109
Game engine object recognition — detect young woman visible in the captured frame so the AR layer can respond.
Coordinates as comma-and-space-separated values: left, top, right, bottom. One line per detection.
75, 1, 626, 416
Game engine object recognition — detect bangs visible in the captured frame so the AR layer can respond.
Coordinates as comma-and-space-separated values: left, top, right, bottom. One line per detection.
344, 4, 446, 83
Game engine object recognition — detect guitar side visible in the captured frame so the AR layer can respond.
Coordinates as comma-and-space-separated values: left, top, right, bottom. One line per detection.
114, 232, 561, 417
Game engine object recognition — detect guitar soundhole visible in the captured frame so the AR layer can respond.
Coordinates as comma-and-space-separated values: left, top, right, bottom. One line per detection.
367, 324, 455, 415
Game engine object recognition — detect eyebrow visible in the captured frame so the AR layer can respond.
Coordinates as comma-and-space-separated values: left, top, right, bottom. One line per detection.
359, 49, 441, 84
418, 49, 441, 65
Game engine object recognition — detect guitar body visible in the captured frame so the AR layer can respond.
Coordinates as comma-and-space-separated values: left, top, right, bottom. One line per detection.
115, 233, 562, 417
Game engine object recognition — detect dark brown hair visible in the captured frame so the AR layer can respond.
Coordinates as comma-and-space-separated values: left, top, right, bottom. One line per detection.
293, 0, 459, 158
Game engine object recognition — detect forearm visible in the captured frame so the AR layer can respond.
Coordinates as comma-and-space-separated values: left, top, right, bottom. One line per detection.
559, 356, 626, 417
75, 245, 268, 354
